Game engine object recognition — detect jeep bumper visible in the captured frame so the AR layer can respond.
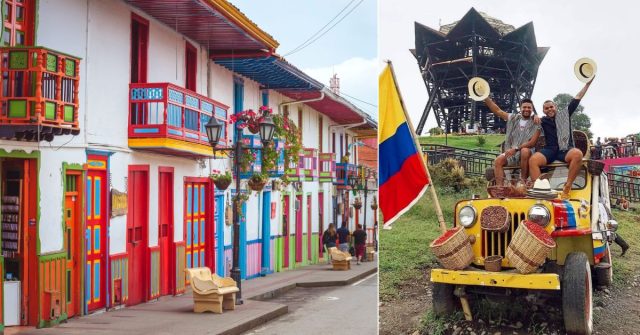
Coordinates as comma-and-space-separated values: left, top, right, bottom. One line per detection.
431, 268, 560, 290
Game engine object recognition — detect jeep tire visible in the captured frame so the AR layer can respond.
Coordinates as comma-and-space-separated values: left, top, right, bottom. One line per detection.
593, 243, 613, 287
432, 282, 457, 317
562, 252, 593, 335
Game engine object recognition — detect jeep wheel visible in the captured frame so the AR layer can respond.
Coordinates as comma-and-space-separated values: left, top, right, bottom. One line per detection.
562, 252, 593, 335
432, 282, 457, 317
594, 244, 613, 287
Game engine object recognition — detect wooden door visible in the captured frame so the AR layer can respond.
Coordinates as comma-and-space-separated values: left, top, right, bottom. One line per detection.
64, 171, 82, 317
127, 167, 149, 306
215, 194, 225, 276
307, 195, 312, 261
184, 179, 214, 272
283, 195, 289, 268
86, 167, 106, 311
158, 169, 173, 296
295, 195, 302, 263
318, 193, 324, 257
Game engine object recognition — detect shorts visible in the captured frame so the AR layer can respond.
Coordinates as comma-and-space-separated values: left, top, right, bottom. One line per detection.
539, 147, 571, 164
355, 244, 366, 258
505, 148, 535, 166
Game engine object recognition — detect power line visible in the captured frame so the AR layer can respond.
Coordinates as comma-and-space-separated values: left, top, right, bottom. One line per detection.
283, 0, 365, 57
340, 91, 377, 108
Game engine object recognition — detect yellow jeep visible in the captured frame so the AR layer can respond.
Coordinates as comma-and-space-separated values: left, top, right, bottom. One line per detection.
431, 139, 617, 335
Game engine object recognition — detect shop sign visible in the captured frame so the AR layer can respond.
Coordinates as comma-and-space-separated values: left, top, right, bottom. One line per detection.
111, 189, 127, 217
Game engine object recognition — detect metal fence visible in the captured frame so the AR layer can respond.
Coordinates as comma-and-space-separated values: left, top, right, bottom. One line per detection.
608, 172, 640, 202
421, 144, 498, 178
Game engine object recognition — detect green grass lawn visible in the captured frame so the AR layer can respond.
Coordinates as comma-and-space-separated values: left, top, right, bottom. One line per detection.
419, 134, 504, 152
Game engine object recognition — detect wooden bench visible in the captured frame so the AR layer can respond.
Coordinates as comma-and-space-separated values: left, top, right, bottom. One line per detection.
366, 246, 375, 262
328, 247, 352, 270
185, 267, 239, 313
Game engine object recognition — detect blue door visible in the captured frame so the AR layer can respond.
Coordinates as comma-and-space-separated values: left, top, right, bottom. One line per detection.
261, 191, 271, 275
215, 194, 225, 276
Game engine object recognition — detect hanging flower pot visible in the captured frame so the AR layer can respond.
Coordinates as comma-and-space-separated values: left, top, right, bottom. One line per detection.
210, 172, 232, 191
247, 173, 268, 191
248, 123, 260, 134
371, 203, 378, 210
353, 198, 362, 210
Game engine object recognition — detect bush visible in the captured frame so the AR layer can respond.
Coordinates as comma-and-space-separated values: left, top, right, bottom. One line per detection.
477, 135, 487, 146
429, 127, 444, 136
430, 158, 469, 192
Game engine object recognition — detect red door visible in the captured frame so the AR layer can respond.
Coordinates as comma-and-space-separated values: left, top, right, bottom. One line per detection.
283, 195, 289, 268
127, 166, 149, 305
184, 178, 214, 272
307, 195, 312, 261
86, 164, 107, 311
64, 171, 82, 317
158, 168, 174, 296
295, 195, 303, 263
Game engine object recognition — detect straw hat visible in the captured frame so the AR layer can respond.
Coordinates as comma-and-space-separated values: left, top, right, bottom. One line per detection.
468, 77, 490, 101
574, 58, 597, 83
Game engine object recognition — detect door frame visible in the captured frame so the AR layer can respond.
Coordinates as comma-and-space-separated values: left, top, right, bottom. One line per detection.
158, 167, 175, 296
282, 194, 290, 268
183, 177, 215, 270
127, 165, 149, 305
63, 165, 86, 318
261, 191, 271, 275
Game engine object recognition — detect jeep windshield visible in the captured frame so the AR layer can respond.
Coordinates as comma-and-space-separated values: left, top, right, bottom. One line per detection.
542, 165, 587, 190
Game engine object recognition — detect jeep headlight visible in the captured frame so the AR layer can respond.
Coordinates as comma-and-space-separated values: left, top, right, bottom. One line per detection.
528, 205, 551, 227
458, 206, 477, 228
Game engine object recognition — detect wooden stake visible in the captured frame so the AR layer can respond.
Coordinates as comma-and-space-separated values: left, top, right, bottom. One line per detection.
386, 61, 447, 234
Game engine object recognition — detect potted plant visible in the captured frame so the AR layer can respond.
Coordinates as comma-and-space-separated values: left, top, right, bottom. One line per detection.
371, 196, 378, 210
210, 171, 232, 190
353, 197, 363, 209
232, 192, 250, 214
247, 173, 269, 192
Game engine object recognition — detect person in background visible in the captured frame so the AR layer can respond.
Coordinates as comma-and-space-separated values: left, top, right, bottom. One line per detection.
352, 224, 367, 265
337, 221, 351, 253
322, 223, 337, 263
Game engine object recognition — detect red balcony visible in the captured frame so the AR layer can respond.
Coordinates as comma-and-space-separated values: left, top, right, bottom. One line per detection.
0, 47, 80, 141
318, 153, 336, 183
128, 83, 229, 158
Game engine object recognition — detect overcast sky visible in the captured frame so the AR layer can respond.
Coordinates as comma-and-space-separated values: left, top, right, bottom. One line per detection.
230, 0, 377, 118
379, 0, 640, 139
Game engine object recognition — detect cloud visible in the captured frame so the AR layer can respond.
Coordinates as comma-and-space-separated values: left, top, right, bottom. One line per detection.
303, 57, 378, 119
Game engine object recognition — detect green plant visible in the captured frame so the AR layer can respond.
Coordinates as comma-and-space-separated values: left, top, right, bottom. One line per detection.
209, 171, 231, 183
477, 135, 487, 146
428, 127, 444, 136
261, 141, 278, 173
238, 148, 256, 172
430, 158, 469, 191
272, 113, 301, 169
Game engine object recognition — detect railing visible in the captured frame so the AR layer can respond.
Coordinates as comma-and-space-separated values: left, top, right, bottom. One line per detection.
608, 172, 640, 202
128, 82, 229, 148
0, 47, 80, 133
592, 143, 639, 159
285, 149, 304, 182
334, 163, 357, 187
301, 148, 318, 181
267, 139, 285, 178
318, 153, 336, 183
422, 144, 498, 178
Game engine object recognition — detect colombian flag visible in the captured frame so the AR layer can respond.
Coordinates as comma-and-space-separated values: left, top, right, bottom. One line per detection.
379, 63, 430, 226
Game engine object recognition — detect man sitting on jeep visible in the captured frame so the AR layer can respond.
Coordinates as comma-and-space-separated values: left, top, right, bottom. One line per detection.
483, 97, 541, 186
529, 77, 595, 199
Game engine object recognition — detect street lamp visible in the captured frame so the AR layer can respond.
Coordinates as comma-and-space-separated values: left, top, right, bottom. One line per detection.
205, 113, 275, 304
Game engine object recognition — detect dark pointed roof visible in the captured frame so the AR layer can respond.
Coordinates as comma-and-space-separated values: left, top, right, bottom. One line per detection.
440, 8, 515, 37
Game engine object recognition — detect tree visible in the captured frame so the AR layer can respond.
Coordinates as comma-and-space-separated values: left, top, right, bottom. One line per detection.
428, 127, 444, 136
552, 93, 593, 139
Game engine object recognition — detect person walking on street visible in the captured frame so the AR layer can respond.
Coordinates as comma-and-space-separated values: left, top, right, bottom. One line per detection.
322, 223, 338, 263
352, 224, 367, 265
337, 221, 351, 253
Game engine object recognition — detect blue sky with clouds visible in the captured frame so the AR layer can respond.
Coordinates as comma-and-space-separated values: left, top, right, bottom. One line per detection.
230, 0, 378, 118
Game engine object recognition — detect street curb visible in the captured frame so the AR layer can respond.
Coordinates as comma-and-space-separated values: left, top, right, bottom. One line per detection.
296, 267, 378, 288
219, 304, 289, 335
249, 283, 298, 301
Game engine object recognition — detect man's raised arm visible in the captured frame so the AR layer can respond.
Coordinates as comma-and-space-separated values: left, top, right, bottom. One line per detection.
483, 97, 509, 121
575, 76, 595, 100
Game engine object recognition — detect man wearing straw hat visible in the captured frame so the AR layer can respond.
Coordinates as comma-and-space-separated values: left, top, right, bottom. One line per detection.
482, 94, 541, 187
529, 75, 595, 199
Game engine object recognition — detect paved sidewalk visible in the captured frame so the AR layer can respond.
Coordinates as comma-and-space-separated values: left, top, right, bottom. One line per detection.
15, 258, 377, 335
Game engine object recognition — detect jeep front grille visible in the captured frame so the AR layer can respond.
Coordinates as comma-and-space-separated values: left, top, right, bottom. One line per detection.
482, 211, 525, 259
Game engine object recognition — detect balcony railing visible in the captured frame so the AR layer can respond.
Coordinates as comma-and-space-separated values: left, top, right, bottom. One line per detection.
318, 152, 336, 183
238, 135, 262, 179
0, 47, 80, 141
334, 163, 357, 187
268, 139, 285, 178
128, 82, 228, 157
286, 147, 318, 182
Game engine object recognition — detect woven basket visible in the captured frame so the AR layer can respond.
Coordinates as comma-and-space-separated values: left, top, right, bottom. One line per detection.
587, 160, 604, 176
430, 227, 474, 270
487, 186, 510, 198
484, 255, 503, 272
481, 206, 509, 232
505, 221, 556, 274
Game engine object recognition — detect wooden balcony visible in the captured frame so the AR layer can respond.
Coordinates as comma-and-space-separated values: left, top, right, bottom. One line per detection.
285, 147, 317, 182
334, 163, 357, 188
318, 153, 336, 183
128, 83, 229, 158
0, 47, 80, 141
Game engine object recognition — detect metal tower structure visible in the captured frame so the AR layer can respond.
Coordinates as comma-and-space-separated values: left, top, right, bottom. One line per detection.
413, 8, 549, 135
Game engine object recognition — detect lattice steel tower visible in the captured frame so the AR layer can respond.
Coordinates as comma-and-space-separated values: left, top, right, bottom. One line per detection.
413, 8, 548, 134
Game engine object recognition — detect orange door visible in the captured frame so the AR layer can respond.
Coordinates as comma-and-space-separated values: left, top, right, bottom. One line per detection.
64, 172, 82, 317
185, 181, 206, 270
86, 167, 106, 311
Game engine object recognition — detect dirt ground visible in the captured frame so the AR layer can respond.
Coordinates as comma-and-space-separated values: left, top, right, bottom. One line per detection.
379, 268, 640, 335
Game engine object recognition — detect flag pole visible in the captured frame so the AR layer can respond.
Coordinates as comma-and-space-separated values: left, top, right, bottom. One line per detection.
386, 61, 447, 234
